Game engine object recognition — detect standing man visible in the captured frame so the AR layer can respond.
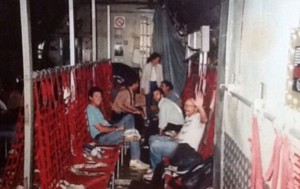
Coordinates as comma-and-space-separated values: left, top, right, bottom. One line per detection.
86, 87, 149, 170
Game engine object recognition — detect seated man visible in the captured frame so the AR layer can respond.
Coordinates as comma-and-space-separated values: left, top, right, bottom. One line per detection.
160, 80, 181, 107
153, 88, 184, 135
111, 79, 144, 132
144, 92, 208, 180
86, 87, 149, 170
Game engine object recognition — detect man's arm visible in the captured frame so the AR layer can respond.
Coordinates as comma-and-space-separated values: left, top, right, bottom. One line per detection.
193, 92, 208, 123
198, 106, 208, 123
158, 104, 168, 134
140, 65, 147, 95
87, 106, 122, 135
94, 123, 122, 133
115, 91, 142, 114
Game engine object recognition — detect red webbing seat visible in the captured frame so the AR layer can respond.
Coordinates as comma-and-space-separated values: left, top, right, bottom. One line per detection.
0, 110, 24, 188
181, 63, 200, 105
62, 64, 117, 188
94, 62, 113, 120
198, 70, 217, 160
250, 117, 264, 189
34, 72, 74, 188
64, 171, 111, 189
64, 63, 119, 188
164, 68, 217, 189
0, 62, 119, 189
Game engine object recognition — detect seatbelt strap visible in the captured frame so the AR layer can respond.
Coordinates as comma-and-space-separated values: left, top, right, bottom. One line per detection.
250, 117, 264, 189
265, 132, 282, 189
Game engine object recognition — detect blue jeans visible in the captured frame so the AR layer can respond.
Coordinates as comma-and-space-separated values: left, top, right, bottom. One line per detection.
114, 113, 134, 130
97, 114, 140, 160
149, 135, 178, 170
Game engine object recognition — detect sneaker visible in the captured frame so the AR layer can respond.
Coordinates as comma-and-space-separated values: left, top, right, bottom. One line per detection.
129, 159, 150, 170
144, 119, 150, 127
146, 168, 153, 174
124, 129, 141, 142
143, 172, 153, 181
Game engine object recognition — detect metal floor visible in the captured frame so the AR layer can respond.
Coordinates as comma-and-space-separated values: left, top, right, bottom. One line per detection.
114, 147, 154, 189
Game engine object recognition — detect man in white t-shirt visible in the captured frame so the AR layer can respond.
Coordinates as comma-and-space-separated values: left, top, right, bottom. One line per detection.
144, 92, 208, 180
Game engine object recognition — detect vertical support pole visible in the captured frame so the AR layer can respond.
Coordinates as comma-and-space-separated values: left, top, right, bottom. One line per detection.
68, 0, 76, 103
20, 0, 34, 188
200, 25, 210, 93
69, 0, 75, 66
198, 52, 203, 76
117, 157, 120, 179
214, 0, 230, 188
112, 172, 115, 189
201, 25, 210, 77
92, 65, 96, 86
187, 34, 191, 77
92, 0, 97, 62
193, 32, 197, 49
107, 5, 111, 59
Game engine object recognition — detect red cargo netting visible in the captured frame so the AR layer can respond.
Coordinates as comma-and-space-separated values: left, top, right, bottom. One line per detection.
1, 62, 118, 189
94, 62, 113, 120
198, 70, 217, 159
181, 62, 217, 159
0, 110, 24, 188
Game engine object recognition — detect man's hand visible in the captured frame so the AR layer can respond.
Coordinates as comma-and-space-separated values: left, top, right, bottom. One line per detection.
116, 126, 125, 131
150, 105, 158, 112
192, 91, 204, 109
133, 110, 142, 114
192, 90, 208, 123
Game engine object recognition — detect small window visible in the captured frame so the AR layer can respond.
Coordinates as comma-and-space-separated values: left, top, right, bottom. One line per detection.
293, 46, 300, 92
286, 29, 300, 111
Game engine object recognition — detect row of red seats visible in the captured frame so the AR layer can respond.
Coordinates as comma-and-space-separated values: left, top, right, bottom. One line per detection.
164, 67, 217, 189
0, 62, 120, 189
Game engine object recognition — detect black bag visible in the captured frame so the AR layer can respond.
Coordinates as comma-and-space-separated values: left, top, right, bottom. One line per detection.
168, 143, 213, 189
169, 143, 203, 174
151, 161, 165, 189
163, 123, 182, 134
181, 157, 213, 189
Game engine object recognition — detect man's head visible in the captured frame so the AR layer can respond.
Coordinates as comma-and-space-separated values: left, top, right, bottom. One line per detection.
160, 80, 173, 95
124, 79, 139, 91
88, 87, 103, 106
184, 98, 198, 117
153, 87, 164, 102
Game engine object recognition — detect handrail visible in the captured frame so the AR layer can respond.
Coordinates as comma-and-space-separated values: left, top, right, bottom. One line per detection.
220, 84, 276, 122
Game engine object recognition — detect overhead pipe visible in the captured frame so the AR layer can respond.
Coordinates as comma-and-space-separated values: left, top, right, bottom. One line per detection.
220, 84, 276, 122
87, 1, 152, 5
187, 34, 191, 77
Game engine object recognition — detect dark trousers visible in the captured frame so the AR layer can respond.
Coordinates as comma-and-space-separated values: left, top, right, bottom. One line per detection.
146, 81, 158, 120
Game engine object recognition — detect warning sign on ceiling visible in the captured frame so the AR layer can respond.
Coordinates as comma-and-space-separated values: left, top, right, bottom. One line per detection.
114, 16, 126, 29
